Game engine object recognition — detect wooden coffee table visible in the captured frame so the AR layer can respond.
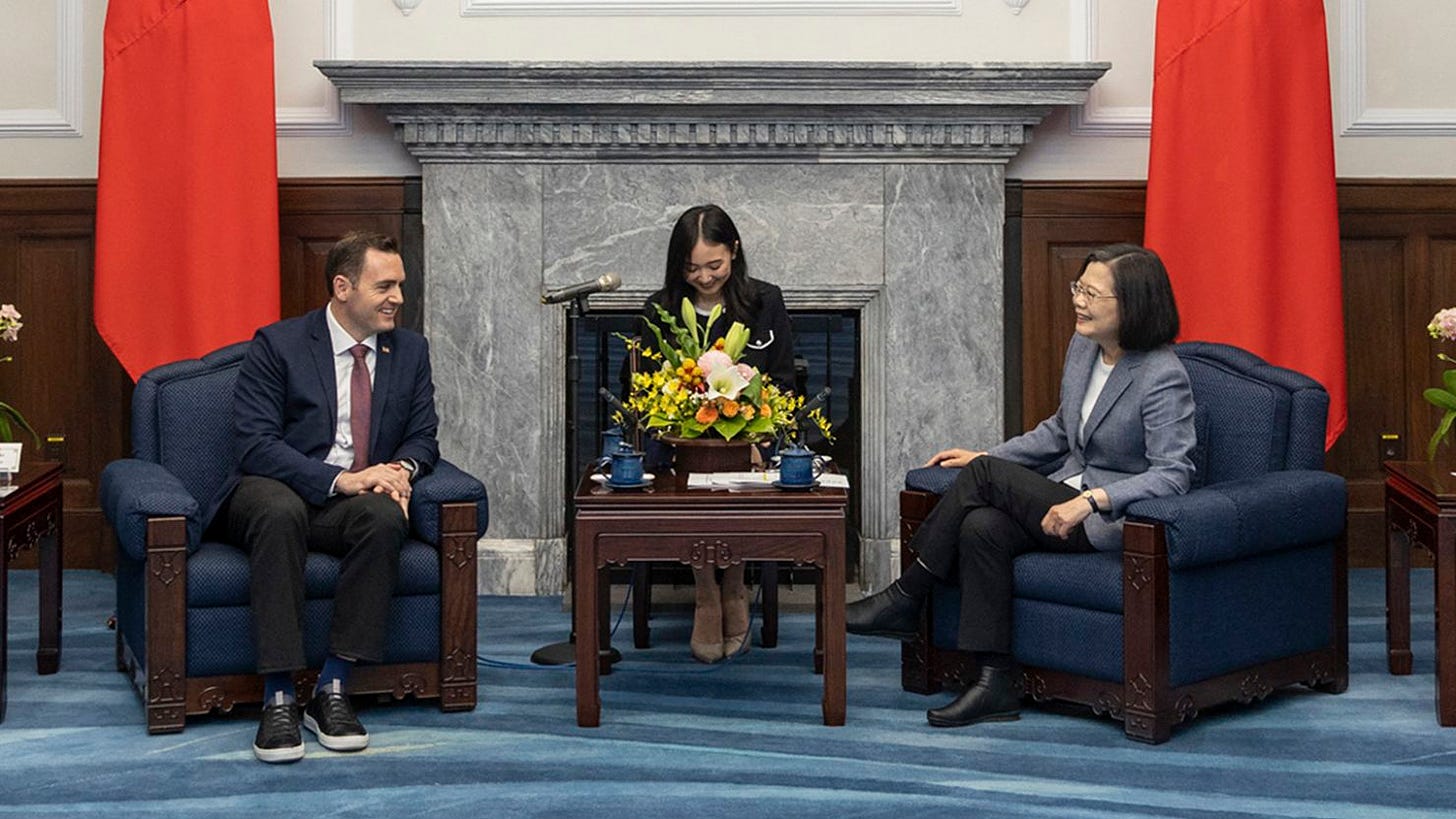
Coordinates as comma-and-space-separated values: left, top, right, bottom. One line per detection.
572, 470, 848, 727
1384, 460, 1456, 725
0, 460, 64, 723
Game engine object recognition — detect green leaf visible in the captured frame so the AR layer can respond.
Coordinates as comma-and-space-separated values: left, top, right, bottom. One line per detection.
680, 298, 698, 349
1444, 369, 1456, 396
1425, 388, 1456, 412
1430, 410, 1456, 460
702, 304, 722, 349
712, 414, 749, 440
0, 400, 37, 445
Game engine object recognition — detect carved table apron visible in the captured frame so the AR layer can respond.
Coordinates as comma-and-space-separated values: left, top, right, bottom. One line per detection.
0, 460, 64, 723
572, 470, 848, 727
1384, 460, 1456, 726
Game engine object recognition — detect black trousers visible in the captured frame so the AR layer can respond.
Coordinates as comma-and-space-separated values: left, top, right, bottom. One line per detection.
217, 476, 409, 673
909, 456, 1096, 653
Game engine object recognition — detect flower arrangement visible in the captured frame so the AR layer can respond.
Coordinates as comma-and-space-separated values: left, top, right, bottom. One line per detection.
0, 303, 37, 444
619, 298, 832, 443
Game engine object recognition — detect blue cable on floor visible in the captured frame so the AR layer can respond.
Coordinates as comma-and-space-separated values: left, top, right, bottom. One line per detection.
477, 581, 763, 673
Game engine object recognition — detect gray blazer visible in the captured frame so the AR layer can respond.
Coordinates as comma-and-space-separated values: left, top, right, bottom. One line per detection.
989, 333, 1196, 550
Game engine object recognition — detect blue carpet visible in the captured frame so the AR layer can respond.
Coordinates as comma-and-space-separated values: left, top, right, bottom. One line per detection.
0, 569, 1452, 817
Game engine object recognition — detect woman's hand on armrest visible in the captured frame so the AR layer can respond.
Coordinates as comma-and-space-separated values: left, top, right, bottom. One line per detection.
924, 448, 984, 468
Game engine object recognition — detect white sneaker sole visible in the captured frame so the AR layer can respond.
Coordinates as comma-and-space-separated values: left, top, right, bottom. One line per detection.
253, 742, 305, 763
303, 713, 369, 752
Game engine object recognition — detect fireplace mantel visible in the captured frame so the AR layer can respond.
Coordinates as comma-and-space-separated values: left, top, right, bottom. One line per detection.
319, 60, 1107, 595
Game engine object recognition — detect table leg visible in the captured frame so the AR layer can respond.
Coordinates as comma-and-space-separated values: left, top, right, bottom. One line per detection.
632, 563, 651, 649
760, 562, 779, 648
598, 570, 614, 676
1437, 518, 1456, 726
575, 540, 601, 728
1387, 504, 1414, 675
813, 571, 825, 676
821, 539, 846, 727
37, 490, 62, 675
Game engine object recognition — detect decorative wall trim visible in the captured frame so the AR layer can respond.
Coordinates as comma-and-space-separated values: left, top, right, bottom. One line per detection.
0, 0, 84, 138
1067, 0, 1150, 137
1339, 0, 1456, 137
277, 0, 353, 136
461, 0, 959, 16
319, 61, 1108, 163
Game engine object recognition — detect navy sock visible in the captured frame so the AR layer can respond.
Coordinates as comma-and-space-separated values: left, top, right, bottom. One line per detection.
315, 654, 354, 695
263, 671, 295, 705
895, 559, 938, 600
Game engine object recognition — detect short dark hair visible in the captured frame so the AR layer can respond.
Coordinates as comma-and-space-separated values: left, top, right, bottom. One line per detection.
1080, 243, 1180, 351
658, 205, 759, 325
324, 232, 399, 297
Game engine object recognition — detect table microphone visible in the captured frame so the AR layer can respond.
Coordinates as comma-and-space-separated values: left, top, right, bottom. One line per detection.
541, 273, 622, 305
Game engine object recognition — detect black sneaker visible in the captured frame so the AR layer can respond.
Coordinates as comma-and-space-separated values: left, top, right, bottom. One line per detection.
303, 685, 369, 752
253, 696, 304, 764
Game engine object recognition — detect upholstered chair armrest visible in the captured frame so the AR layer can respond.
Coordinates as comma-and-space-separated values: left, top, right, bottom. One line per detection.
99, 459, 201, 562
408, 458, 490, 543
1125, 470, 1347, 570
904, 465, 962, 495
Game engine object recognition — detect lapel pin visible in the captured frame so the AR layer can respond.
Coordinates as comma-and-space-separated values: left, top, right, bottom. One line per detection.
381, 345, 390, 354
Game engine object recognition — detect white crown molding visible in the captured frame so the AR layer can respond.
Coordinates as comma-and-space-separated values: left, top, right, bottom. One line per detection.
1339, 0, 1456, 137
460, 0, 959, 16
0, 0, 84, 138
1067, 0, 1150, 137
277, 0, 353, 137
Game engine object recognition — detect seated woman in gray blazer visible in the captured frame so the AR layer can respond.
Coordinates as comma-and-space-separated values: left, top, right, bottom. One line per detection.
846, 243, 1197, 729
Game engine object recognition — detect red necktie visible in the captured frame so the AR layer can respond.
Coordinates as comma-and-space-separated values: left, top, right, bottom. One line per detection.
349, 344, 372, 471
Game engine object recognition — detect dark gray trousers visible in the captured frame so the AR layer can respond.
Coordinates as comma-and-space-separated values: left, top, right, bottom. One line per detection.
909, 456, 1096, 653
218, 475, 408, 673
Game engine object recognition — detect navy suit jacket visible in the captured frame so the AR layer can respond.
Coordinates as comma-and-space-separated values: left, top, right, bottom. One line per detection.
989, 333, 1196, 550
203, 307, 440, 529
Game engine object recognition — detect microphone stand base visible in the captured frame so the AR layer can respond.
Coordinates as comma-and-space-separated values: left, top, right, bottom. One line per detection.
530, 639, 621, 667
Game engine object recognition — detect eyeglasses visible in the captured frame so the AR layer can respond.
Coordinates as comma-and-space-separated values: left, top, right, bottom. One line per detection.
1069, 281, 1116, 301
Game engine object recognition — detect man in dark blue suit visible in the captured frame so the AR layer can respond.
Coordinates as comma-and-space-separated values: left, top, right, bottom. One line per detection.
211, 232, 439, 763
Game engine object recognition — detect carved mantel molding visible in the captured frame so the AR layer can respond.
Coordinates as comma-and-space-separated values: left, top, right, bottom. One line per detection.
316, 61, 1108, 163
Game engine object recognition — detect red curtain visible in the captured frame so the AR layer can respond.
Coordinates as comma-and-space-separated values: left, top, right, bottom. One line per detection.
95, 0, 280, 382
1144, 0, 1346, 449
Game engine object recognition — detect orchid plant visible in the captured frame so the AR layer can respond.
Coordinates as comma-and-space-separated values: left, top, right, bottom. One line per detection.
620, 298, 832, 443
0, 303, 37, 445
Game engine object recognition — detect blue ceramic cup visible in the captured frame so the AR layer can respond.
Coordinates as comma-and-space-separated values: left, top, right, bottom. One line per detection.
778, 442, 826, 486
600, 426, 625, 459
605, 442, 646, 487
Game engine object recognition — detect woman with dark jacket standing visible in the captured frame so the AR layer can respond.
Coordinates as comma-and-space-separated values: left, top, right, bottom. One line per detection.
630, 204, 796, 663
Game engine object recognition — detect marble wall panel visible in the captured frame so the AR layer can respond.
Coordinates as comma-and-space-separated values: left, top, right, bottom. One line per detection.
541, 164, 885, 293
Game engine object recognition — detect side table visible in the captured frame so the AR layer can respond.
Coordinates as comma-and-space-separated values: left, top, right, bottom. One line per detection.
0, 460, 64, 722
1384, 460, 1456, 726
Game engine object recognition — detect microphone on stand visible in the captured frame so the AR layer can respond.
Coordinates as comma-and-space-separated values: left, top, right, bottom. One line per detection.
792, 386, 833, 427
541, 273, 622, 305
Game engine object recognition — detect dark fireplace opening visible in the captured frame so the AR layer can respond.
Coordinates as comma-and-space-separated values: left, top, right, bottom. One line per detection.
568, 309, 863, 584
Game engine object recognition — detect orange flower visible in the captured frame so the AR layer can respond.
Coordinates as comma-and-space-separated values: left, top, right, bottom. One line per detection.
696, 403, 719, 425
713, 339, 726, 350
741, 405, 756, 420
758, 404, 772, 419
720, 399, 740, 418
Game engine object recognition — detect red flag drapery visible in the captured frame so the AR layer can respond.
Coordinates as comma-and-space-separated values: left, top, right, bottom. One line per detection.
1144, 0, 1346, 449
96, 0, 280, 382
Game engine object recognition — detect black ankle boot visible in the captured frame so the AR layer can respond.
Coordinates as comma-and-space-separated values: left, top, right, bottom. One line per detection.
845, 582, 921, 640
926, 662, 1022, 728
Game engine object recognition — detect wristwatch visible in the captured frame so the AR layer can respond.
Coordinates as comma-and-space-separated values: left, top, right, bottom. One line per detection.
397, 459, 418, 481
1080, 489, 1100, 514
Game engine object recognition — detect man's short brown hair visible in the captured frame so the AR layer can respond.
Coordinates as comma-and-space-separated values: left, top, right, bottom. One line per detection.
324, 232, 399, 297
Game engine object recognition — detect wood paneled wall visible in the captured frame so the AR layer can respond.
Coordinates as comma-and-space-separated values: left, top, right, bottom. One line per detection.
4, 177, 1450, 570
1010, 180, 1456, 567
0, 179, 420, 570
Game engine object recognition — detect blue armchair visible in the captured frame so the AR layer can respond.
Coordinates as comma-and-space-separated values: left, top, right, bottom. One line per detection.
100, 342, 488, 734
898, 342, 1347, 742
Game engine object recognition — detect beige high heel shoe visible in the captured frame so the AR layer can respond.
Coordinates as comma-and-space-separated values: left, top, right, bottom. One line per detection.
721, 563, 750, 658
690, 567, 724, 663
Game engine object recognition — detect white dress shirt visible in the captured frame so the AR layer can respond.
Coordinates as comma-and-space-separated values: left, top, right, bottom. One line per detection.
324, 303, 376, 479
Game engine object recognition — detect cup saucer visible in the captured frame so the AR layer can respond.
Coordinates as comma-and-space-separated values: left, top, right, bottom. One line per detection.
592, 473, 654, 490
772, 479, 819, 491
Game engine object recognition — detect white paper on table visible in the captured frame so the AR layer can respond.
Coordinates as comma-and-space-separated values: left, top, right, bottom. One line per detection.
686, 471, 850, 490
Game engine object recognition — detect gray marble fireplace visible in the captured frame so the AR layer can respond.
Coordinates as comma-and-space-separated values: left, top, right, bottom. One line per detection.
318, 61, 1107, 596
